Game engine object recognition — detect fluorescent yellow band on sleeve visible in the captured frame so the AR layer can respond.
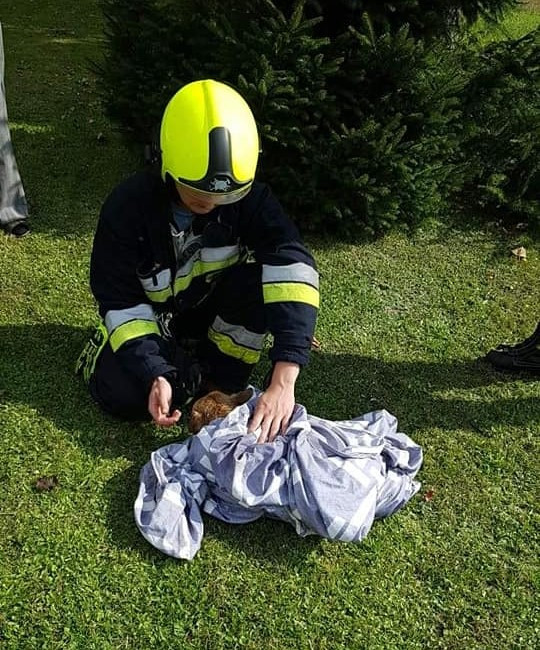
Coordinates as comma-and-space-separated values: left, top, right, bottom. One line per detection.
208, 328, 262, 364
174, 256, 239, 294
263, 282, 320, 308
109, 320, 161, 352
144, 286, 173, 303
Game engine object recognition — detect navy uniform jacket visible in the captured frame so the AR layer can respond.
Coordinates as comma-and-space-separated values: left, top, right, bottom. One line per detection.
90, 171, 319, 389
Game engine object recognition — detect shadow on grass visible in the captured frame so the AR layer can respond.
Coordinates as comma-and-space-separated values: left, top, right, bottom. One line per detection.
13, 126, 136, 238
2, 324, 538, 449
299, 351, 539, 436
4, 21, 139, 238
0, 323, 169, 465
1, 323, 538, 561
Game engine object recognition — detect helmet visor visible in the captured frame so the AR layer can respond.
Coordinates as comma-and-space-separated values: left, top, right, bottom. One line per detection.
176, 181, 252, 206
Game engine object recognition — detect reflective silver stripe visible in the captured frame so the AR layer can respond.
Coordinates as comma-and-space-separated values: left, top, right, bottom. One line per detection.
139, 268, 172, 293
174, 245, 241, 286
175, 250, 200, 282
104, 303, 157, 335
200, 244, 240, 263
262, 262, 319, 288
211, 315, 265, 351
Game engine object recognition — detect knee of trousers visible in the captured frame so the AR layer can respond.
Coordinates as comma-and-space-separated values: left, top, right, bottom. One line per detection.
202, 264, 267, 375
88, 343, 150, 421
212, 263, 266, 332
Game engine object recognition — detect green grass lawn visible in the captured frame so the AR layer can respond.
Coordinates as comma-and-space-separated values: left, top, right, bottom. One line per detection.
486, 0, 540, 36
1, 2, 539, 649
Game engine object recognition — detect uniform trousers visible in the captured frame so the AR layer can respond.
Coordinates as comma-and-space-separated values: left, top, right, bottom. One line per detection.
89, 264, 266, 420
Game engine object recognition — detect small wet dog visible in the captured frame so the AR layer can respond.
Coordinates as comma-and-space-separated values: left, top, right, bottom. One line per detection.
188, 389, 252, 434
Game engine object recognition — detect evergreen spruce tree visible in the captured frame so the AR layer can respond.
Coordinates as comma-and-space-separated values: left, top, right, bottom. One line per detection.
97, 0, 534, 233
272, 0, 518, 38
458, 27, 540, 224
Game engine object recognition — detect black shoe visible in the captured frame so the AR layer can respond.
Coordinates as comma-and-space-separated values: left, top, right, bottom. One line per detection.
6, 221, 31, 238
484, 323, 540, 374
492, 322, 540, 353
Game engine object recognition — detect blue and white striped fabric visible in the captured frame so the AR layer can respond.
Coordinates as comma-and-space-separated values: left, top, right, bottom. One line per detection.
134, 389, 423, 560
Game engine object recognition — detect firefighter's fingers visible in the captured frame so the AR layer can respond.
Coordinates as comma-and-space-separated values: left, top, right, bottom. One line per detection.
158, 389, 170, 416
247, 401, 265, 435
150, 399, 181, 426
148, 376, 180, 426
155, 409, 181, 427
256, 418, 273, 443
265, 417, 283, 443
250, 412, 274, 443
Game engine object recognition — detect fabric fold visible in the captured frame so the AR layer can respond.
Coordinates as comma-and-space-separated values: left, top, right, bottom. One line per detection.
134, 390, 422, 559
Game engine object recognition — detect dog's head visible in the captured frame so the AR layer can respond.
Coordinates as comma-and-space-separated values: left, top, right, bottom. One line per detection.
188, 388, 252, 434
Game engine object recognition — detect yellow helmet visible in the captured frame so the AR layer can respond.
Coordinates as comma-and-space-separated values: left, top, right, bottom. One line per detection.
160, 79, 259, 202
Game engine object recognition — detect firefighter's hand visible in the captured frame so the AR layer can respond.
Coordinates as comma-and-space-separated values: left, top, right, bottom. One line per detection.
148, 376, 181, 426
248, 361, 299, 443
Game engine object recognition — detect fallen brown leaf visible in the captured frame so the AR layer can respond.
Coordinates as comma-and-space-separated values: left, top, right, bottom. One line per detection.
423, 489, 435, 502
35, 476, 59, 492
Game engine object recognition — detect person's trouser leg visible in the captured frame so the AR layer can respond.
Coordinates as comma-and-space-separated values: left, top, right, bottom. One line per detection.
0, 23, 29, 233
88, 342, 151, 421
197, 264, 267, 392
82, 263, 267, 417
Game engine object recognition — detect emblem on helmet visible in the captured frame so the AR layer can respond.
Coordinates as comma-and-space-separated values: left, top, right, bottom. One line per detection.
209, 177, 231, 192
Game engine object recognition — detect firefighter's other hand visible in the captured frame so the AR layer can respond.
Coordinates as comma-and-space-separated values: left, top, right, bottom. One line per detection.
148, 376, 181, 426
248, 361, 299, 443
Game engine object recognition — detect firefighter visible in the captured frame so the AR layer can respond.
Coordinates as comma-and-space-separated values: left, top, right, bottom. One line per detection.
77, 79, 319, 443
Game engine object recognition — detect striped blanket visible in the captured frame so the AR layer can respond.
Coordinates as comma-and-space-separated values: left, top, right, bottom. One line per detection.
135, 389, 423, 559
